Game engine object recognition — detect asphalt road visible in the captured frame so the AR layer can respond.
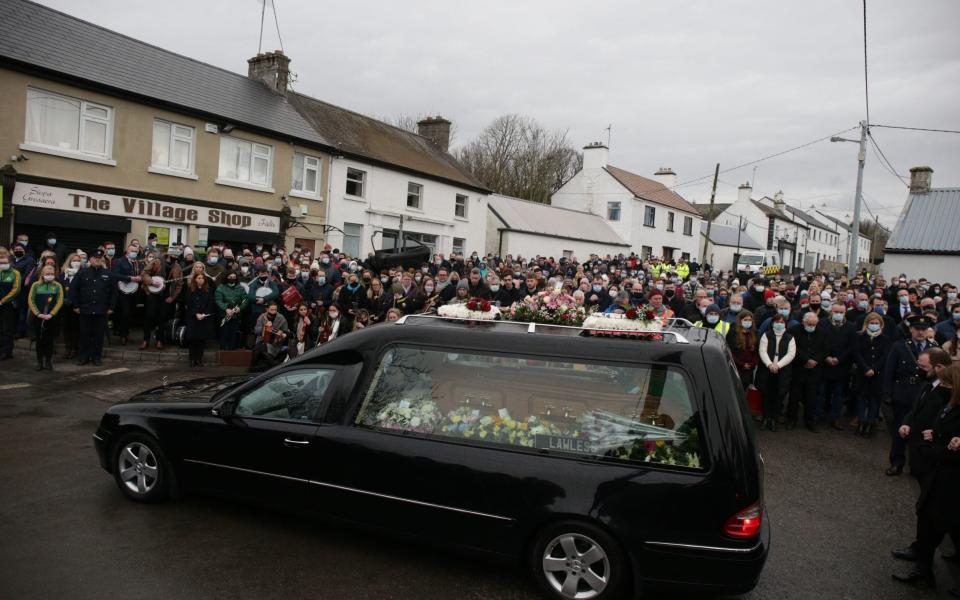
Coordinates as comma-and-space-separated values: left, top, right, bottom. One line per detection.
0, 357, 956, 600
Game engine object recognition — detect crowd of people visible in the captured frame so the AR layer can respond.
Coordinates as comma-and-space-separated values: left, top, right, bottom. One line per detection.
1, 231, 959, 591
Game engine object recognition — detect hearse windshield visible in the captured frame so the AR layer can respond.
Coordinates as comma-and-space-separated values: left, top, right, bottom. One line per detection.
355, 346, 703, 469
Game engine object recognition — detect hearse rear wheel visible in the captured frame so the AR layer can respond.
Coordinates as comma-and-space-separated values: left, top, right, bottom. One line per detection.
530, 520, 630, 600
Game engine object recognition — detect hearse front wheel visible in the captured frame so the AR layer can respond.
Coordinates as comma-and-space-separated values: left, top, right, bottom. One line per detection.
530, 520, 630, 600
112, 432, 170, 503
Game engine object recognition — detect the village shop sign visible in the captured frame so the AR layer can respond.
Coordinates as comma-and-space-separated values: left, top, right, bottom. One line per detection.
13, 183, 281, 233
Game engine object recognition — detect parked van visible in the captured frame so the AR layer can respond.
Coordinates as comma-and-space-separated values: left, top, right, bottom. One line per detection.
94, 316, 769, 599
737, 250, 780, 276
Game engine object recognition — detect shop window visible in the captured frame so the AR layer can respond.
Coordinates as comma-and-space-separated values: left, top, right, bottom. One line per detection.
346, 168, 366, 197
455, 194, 468, 219
151, 120, 195, 176
291, 153, 320, 197
644, 206, 656, 228
24, 87, 114, 162
343, 223, 362, 258
407, 182, 423, 209
355, 347, 704, 470
217, 136, 273, 190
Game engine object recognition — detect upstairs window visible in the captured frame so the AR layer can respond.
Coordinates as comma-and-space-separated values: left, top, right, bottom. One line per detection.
644, 206, 656, 228
455, 194, 469, 218
683, 216, 693, 236
218, 136, 273, 189
346, 167, 366, 197
151, 119, 195, 175
607, 201, 621, 221
407, 182, 423, 209
25, 87, 113, 161
667, 211, 675, 231
292, 153, 320, 196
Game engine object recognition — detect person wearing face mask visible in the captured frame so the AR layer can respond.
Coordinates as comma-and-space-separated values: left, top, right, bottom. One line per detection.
365, 277, 391, 323
203, 248, 226, 285
27, 265, 64, 370
305, 270, 333, 315
941, 306, 960, 362
854, 313, 892, 436
727, 311, 759, 392
216, 272, 248, 350
110, 244, 143, 346
336, 273, 369, 321
745, 279, 768, 313
40, 231, 67, 264
418, 276, 442, 313
391, 273, 424, 316
287, 303, 318, 359
818, 304, 857, 430
720, 294, 750, 325
183, 270, 215, 367
935, 302, 960, 347
694, 303, 730, 335
785, 311, 831, 432
757, 314, 796, 431
58, 253, 83, 359
0, 249, 23, 361
681, 274, 702, 302
249, 302, 290, 371
318, 253, 342, 287
318, 304, 345, 345
69, 250, 116, 366
247, 263, 279, 333
758, 298, 798, 336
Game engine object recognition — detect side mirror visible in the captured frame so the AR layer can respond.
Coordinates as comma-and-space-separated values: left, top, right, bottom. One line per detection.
211, 398, 234, 418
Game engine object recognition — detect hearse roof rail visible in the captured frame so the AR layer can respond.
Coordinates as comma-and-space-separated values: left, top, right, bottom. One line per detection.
394, 314, 691, 344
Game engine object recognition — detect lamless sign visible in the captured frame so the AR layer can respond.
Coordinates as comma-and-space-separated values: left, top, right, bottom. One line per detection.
12, 183, 281, 233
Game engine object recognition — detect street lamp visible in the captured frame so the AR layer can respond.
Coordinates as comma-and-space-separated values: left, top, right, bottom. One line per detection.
831, 120, 867, 279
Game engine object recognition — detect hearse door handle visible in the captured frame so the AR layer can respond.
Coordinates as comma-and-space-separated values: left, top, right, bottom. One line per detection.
283, 437, 310, 447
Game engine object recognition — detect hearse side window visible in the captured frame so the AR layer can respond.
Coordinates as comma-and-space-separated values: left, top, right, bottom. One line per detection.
354, 347, 703, 469
235, 369, 336, 421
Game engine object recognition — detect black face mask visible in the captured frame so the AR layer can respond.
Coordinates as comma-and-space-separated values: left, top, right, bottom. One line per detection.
665, 290, 675, 297
266, 313, 276, 321
259, 275, 268, 281
809, 304, 821, 312
227, 279, 238, 286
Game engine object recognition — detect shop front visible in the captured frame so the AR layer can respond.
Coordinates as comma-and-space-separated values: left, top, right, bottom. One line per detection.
10, 179, 282, 255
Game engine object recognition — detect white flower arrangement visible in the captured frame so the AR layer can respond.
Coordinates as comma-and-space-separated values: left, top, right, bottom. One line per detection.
438, 299, 501, 321
582, 312, 663, 333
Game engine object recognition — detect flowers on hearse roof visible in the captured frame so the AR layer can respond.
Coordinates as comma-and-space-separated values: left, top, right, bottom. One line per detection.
508, 289, 587, 326
438, 298, 501, 320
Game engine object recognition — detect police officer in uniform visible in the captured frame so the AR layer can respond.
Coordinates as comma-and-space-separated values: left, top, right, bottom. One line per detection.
883, 316, 938, 475
69, 250, 117, 366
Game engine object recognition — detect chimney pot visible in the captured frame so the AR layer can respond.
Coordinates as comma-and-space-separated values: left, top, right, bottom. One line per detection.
909, 166, 933, 193
653, 167, 677, 189
247, 50, 292, 95
581, 142, 609, 170
417, 116, 452, 153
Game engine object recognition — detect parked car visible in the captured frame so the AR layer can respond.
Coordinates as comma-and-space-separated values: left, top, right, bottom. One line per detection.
94, 316, 769, 599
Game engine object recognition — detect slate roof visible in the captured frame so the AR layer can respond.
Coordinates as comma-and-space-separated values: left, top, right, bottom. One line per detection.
751, 199, 802, 225
0, 0, 486, 192
604, 166, 699, 214
692, 203, 732, 221
886, 188, 960, 254
488, 195, 630, 247
784, 205, 831, 230
700, 222, 762, 249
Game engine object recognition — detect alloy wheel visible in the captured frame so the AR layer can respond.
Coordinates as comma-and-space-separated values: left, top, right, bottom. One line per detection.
117, 442, 159, 495
542, 533, 610, 599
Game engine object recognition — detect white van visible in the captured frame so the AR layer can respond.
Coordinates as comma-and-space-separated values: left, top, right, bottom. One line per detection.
736, 250, 780, 276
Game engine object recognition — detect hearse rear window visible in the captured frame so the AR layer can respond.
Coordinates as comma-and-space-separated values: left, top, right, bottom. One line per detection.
355, 347, 703, 469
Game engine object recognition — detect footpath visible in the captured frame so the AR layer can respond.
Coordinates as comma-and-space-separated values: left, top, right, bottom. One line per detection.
13, 337, 251, 366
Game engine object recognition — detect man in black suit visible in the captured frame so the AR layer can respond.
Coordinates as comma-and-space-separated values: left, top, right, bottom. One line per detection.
892, 288, 920, 324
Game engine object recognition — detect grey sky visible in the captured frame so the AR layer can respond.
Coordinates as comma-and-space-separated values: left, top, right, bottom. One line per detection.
36, 0, 960, 226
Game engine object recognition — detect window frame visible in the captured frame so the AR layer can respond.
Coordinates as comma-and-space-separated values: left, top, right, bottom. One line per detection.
666, 211, 675, 232
349, 343, 709, 472
149, 119, 197, 179
606, 201, 621, 222
216, 135, 275, 193
452, 237, 465, 256
643, 206, 656, 228
454, 194, 469, 219
290, 152, 322, 199
345, 167, 366, 198
229, 366, 341, 424
407, 182, 424, 210
22, 87, 116, 165
683, 215, 694, 236
342, 222, 363, 258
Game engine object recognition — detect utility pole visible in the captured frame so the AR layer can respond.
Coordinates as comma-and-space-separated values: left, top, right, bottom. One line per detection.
734, 215, 743, 272
847, 120, 867, 279
870, 214, 881, 266
701, 163, 719, 266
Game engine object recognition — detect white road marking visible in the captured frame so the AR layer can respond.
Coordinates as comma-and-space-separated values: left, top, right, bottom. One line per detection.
80, 367, 130, 377
0, 383, 31, 390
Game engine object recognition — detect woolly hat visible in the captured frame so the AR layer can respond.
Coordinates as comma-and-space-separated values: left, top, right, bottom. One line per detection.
706, 303, 721, 314
456, 279, 470, 290
763, 289, 776, 300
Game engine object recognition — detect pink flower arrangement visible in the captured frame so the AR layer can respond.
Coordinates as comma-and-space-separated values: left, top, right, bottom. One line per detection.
508, 289, 587, 326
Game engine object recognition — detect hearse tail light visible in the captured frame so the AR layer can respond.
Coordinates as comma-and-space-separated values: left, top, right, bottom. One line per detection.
724, 501, 762, 539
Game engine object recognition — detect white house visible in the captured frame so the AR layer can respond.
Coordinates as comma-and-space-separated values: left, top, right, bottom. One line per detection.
781, 205, 839, 271
883, 166, 958, 282
550, 143, 702, 261
808, 209, 873, 268
486, 193, 631, 259
699, 221, 763, 272
288, 100, 490, 258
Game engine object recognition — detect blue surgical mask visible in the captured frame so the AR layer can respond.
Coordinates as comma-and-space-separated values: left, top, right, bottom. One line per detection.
207, 256, 219, 265
707, 315, 719, 325
106, 248, 115, 257
592, 285, 602, 292
773, 323, 786, 334
832, 313, 845, 323
47, 238, 57, 246
874, 306, 885, 315
952, 313, 960, 322
949, 292, 958, 301
899, 296, 910, 305
127, 251, 137, 260
778, 308, 790, 318
857, 300, 869, 310
741, 320, 753, 330
867, 323, 881, 333
490, 284, 500, 292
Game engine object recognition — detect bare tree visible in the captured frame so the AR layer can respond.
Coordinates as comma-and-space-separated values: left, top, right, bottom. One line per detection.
859, 218, 891, 261
455, 114, 583, 203
384, 113, 458, 148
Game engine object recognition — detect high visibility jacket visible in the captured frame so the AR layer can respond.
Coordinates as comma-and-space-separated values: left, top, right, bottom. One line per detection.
695, 319, 731, 336
676, 263, 690, 280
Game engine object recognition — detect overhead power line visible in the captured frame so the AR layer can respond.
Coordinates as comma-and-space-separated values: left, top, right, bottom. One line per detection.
272, 0, 285, 53
867, 133, 909, 187
870, 124, 960, 135
862, 0, 870, 127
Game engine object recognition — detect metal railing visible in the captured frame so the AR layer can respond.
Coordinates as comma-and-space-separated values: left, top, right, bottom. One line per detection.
394, 313, 690, 344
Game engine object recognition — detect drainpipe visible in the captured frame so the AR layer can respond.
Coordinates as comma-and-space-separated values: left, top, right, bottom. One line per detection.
0, 164, 17, 246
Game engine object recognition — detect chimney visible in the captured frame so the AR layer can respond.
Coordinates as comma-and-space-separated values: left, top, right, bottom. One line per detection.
738, 181, 752, 203
773, 190, 786, 212
909, 166, 933, 194
247, 50, 291, 95
653, 167, 677, 189
417, 116, 452, 153
582, 142, 609, 170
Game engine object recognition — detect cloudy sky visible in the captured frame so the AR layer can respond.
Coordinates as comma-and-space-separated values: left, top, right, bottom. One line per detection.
37, 0, 960, 225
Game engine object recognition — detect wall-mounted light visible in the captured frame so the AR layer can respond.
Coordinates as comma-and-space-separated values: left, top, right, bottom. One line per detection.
221, 123, 236, 134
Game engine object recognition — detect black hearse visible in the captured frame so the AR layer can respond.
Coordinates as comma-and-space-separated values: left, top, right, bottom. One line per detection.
94, 316, 769, 599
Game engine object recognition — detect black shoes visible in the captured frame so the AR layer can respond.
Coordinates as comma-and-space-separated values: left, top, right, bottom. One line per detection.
891, 568, 935, 588
76, 358, 90, 366
891, 547, 917, 561
805, 421, 819, 433
886, 465, 904, 476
